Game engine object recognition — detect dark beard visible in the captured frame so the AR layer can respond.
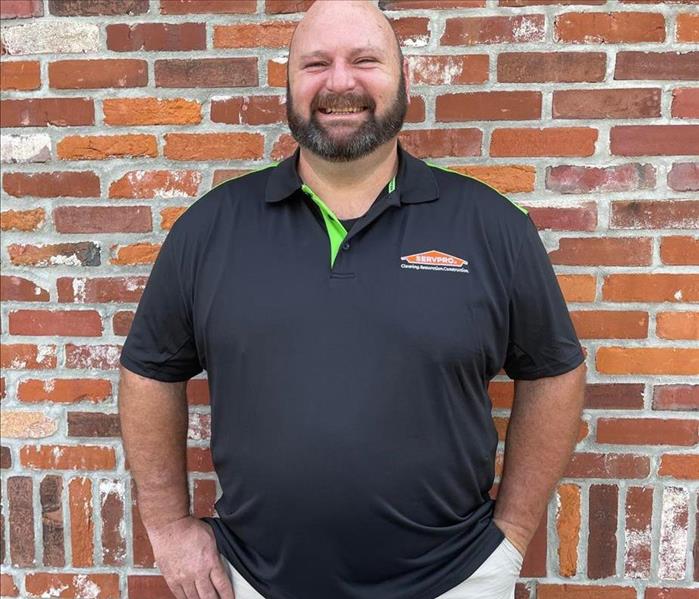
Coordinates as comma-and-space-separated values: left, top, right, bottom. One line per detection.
286, 70, 408, 162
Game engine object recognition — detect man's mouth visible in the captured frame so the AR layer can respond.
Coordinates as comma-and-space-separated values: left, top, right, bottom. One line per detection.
317, 106, 368, 115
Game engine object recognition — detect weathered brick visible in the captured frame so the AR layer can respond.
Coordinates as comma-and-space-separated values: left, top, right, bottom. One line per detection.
214, 21, 296, 48
9, 310, 103, 337
672, 88, 699, 119
553, 88, 661, 119
398, 129, 482, 158
127, 576, 172, 599
161, 0, 256, 13
0, 133, 51, 163
265, 0, 314, 12
212, 169, 250, 187
646, 589, 699, 599
390, 17, 431, 47
677, 12, 699, 42
49, 59, 147, 89
668, 162, 699, 191
585, 383, 645, 410
571, 310, 648, 339
528, 205, 597, 232
1, 0, 43, 18
0, 98, 94, 127
104, 98, 201, 126
49, 0, 149, 15
186, 379, 211, 407
658, 487, 689, 580
659, 454, 699, 480
656, 311, 699, 340
8, 242, 100, 267
380, 0, 485, 7
57, 276, 147, 303
442, 15, 544, 45
161, 206, 186, 228
1, 411, 57, 438
498, 52, 606, 82
18, 379, 112, 404
491, 128, 597, 157
107, 23, 205, 52
556, 483, 580, 577
624, 486, 653, 579
57, 134, 157, 161
65, 344, 122, 370
0, 60, 40, 90
271, 134, 297, 162
436, 91, 541, 121
109, 169, 201, 199
597, 347, 699, 376
615, 51, 699, 80
110, 243, 160, 266
113, 310, 135, 335
2, 21, 99, 55
611, 200, 699, 229
1, 445, 12, 468
611, 125, 699, 156
653, 385, 699, 411
54, 206, 152, 233
538, 586, 634, 599
0, 574, 18, 597
0, 344, 57, 370
21, 445, 116, 470
68, 412, 120, 437
550, 238, 651, 266
547, 163, 655, 193
0, 208, 45, 231
501, 0, 604, 5
186, 447, 213, 473
130, 482, 155, 567
155, 58, 258, 88
25, 573, 120, 599
565, 453, 650, 479
8, 476, 35, 567
40, 475, 64, 567
444, 165, 535, 194
3, 171, 100, 198
555, 11, 665, 43
665, 236, 699, 264
193, 478, 217, 518
407, 55, 489, 85
69, 477, 94, 567
597, 417, 699, 445
267, 58, 288, 87
99, 479, 127, 565
164, 133, 264, 161
211, 96, 287, 125
1, 275, 49, 302
588, 484, 618, 579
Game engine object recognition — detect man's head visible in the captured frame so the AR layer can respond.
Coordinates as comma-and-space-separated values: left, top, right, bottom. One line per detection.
286, 0, 410, 162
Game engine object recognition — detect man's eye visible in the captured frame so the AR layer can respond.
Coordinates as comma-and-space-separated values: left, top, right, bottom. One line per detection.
357, 58, 377, 64
305, 62, 326, 68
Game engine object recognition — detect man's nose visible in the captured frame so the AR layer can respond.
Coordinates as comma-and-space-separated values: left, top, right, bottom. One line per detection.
325, 60, 356, 93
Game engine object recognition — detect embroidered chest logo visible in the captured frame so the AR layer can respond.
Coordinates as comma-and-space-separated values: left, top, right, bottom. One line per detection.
400, 250, 469, 274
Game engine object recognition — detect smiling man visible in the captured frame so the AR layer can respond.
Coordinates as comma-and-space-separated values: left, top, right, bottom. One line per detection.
118, 2, 586, 599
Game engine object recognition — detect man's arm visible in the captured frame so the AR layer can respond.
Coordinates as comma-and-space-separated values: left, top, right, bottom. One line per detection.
492, 361, 587, 558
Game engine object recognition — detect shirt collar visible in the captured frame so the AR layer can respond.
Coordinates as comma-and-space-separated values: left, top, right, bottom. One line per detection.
264, 141, 439, 206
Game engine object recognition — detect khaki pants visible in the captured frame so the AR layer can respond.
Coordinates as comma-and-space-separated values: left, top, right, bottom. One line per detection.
221, 537, 523, 599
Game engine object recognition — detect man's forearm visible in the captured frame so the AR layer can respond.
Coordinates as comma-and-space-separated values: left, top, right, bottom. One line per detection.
492, 362, 587, 555
118, 366, 191, 532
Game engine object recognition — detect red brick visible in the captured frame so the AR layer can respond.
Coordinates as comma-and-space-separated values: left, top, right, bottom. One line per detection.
556, 483, 580, 576
406, 96, 425, 123
1, 0, 42, 18
57, 134, 157, 161
550, 237, 651, 266
267, 59, 288, 87
547, 163, 655, 193
193, 479, 217, 518
49, 0, 149, 15
69, 477, 94, 567
155, 58, 258, 88
604, 274, 699, 303
18, 378, 111, 404
164, 133, 264, 161
9, 309, 103, 337
109, 170, 201, 199
21, 444, 116, 470
556, 12, 665, 43
214, 22, 296, 48
624, 486, 653, 579
672, 88, 699, 119
212, 169, 250, 187
441, 15, 544, 45
611, 125, 699, 156
611, 200, 699, 229
0, 60, 40, 90
68, 412, 120, 437
571, 310, 648, 339
646, 590, 699, 599
668, 162, 699, 191
1, 275, 49, 302
110, 243, 161, 266
0, 98, 94, 128
588, 484, 617, 579
211, 96, 287, 125
436, 91, 541, 121
1, 446, 11, 468
130, 482, 155, 567
565, 452, 649, 479
54, 206, 152, 233
585, 383, 645, 410
127, 576, 175, 599
491, 127, 597, 157
3, 171, 100, 198
161, 0, 255, 13
100, 479, 126, 565
40, 474, 64, 567
498, 52, 606, 82
0, 208, 45, 232
553, 88, 661, 119
528, 205, 597, 232
381, 0, 485, 7
113, 311, 135, 335
49, 59, 147, 89
186, 447, 213, 473
25, 573, 119, 598
0, 574, 18, 597
615, 51, 699, 80
656, 311, 699, 340
598, 347, 699, 376
661, 233, 698, 265
107, 23, 205, 52
446, 165, 535, 194
57, 276, 147, 303
8, 476, 35, 566
538, 586, 635, 599
659, 454, 699, 480
677, 12, 699, 42
501, 0, 605, 4
0, 344, 57, 369
399, 129, 482, 158
271, 133, 298, 161
653, 385, 699, 411
104, 98, 201, 126
408, 55, 489, 85
390, 17, 431, 47
558, 275, 596, 302
597, 418, 699, 445
186, 379, 211, 406
7, 241, 100, 267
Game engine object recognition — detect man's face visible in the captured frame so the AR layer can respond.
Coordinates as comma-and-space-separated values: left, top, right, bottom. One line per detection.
286, 4, 408, 162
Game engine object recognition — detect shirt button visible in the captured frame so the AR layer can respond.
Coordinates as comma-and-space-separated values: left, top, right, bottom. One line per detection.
342, 242, 350, 250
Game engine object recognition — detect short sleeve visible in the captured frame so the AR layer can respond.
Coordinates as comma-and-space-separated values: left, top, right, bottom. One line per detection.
503, 216, 585, 380
119, 227, 203, 382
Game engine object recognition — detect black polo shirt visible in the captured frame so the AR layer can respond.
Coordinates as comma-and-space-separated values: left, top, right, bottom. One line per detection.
120, 142, 584, 599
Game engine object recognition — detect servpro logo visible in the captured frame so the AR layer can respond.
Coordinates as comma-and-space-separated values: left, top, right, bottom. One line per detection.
400, 250, 469, 273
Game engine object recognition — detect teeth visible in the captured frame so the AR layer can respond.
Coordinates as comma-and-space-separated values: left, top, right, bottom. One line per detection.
324, 107, 364, 114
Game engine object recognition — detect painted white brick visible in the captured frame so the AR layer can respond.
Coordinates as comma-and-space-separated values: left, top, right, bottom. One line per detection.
1, 21, 99, 55
658, 486, 689, 580
1, 133, 51, 163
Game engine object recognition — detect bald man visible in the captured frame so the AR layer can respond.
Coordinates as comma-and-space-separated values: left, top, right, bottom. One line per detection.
118, 1, 587, 598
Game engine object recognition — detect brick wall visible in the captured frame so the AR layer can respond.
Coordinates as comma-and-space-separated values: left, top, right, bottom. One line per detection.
1, 0, 697, 597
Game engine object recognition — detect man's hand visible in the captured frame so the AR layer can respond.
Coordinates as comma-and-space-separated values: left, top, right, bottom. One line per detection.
148, 516, 235, 599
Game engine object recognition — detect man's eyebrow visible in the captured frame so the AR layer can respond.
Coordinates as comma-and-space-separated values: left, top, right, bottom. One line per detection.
298, 46, 386, 61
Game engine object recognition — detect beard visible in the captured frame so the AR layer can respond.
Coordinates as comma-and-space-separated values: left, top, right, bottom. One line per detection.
286, 70, 408, 162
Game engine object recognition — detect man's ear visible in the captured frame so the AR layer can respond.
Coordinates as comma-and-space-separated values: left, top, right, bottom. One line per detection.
402, 57, 411, 103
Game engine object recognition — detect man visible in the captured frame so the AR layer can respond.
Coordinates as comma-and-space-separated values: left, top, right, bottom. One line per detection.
118, 1, 587, 598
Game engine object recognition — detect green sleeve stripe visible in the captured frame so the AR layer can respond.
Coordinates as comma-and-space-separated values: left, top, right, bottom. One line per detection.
424, 161, 528, 215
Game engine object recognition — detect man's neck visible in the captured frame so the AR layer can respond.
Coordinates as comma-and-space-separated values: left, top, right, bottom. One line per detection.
296, 140, 399, 219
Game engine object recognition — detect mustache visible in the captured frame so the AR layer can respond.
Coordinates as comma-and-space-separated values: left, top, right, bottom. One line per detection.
312, 93, 376, 111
